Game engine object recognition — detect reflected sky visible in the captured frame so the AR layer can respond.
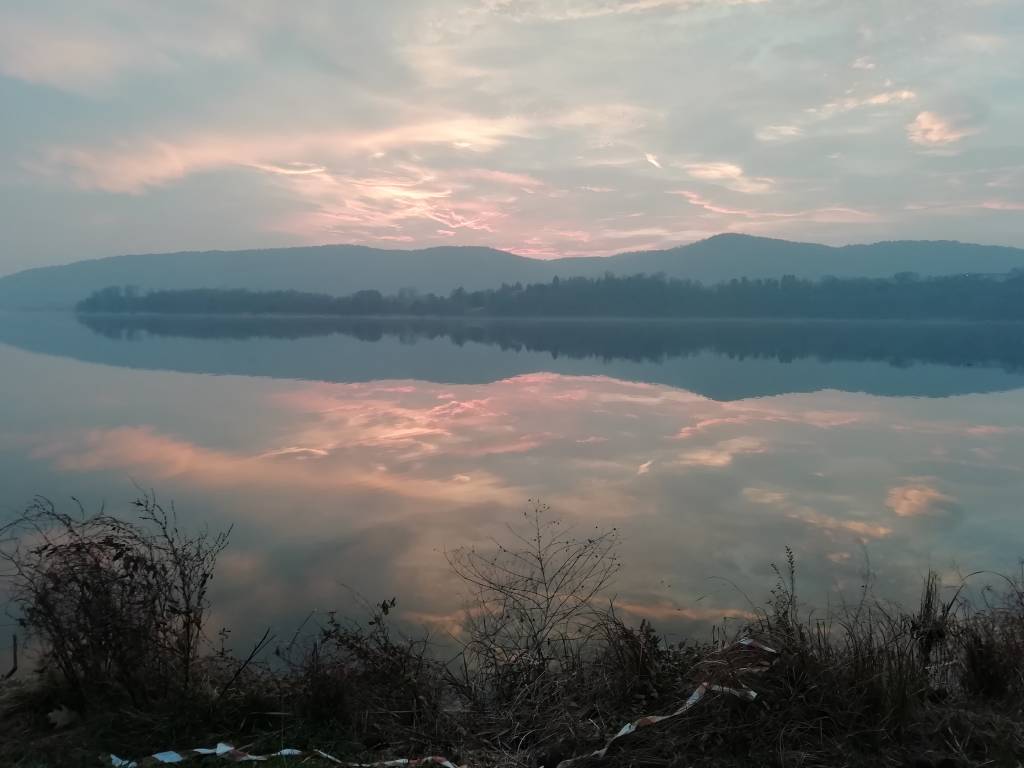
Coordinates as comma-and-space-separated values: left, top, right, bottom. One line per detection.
3, 329, 1024, 645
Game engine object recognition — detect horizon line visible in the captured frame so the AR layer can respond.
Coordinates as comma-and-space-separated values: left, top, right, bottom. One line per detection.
5, 232, 1022, 280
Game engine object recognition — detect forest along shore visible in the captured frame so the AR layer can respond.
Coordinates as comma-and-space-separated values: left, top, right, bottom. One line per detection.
77, 270, 1024, 321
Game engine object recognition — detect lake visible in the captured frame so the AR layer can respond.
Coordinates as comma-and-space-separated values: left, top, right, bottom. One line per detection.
2, 311, 1024, 645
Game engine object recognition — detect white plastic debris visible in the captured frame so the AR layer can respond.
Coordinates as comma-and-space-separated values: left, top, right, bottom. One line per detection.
739, 637, 778, 654
554, 636, 777, 768
109, 747, 459, 767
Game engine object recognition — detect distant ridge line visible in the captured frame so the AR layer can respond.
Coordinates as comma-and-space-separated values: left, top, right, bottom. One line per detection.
3, 234, 1023, 309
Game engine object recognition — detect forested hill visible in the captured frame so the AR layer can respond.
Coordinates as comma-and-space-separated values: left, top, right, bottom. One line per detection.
78, 271, 1024, 321
6, 234, 1024, 309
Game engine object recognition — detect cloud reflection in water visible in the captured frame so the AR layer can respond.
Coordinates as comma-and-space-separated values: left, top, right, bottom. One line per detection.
14, 369, 1024, 642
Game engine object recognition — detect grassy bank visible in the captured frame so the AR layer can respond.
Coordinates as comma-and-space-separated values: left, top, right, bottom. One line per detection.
1, 497, 1022, 767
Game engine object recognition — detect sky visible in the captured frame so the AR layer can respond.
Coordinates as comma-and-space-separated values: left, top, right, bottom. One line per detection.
0, 0, 1022, 276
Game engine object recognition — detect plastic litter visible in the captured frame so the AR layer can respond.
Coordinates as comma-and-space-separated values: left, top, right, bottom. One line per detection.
108, 746, 459, 767
108, 637, 776, 768
554, 636, 777, 768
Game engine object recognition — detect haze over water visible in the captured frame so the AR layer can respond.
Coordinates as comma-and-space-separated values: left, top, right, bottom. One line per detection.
3, 313, 1023, 642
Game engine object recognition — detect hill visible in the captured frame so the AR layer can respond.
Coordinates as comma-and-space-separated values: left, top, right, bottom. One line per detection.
602, 234, 1024, 282
3, 234, 1024, 309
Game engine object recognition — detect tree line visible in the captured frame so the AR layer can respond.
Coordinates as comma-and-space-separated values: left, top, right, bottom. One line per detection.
77, 270, 1024, 320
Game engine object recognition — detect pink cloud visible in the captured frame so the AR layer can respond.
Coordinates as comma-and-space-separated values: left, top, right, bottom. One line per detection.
671, 190, 877, 224
681, 162, 774, 194
678, 437, 766, 467
39, 117, 532, 194
907, 112, 973, 147
788, 507, 893, 540
885, 480, 957, 518
810, 89, 916, 119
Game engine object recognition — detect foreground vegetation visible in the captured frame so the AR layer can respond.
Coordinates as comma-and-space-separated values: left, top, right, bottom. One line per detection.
78, 269, 1024, 321
2, 497, 1023, 767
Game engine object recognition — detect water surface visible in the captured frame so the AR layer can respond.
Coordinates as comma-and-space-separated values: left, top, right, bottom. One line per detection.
2, 312, 1023, 643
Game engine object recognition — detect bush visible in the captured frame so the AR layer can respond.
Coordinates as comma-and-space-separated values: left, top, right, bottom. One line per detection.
276, 600, 453, 752
0, 494, 229, 709
445, 505, 636, 751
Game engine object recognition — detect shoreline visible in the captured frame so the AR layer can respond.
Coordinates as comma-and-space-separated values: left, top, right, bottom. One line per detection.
69, 310, 1024, 326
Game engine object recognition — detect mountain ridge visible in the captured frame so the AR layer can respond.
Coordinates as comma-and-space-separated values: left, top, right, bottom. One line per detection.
3, 234, 1024, 309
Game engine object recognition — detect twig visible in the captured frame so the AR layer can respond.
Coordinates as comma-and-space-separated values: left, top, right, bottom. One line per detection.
2, 635, 16, 681
216, 627, 273, 703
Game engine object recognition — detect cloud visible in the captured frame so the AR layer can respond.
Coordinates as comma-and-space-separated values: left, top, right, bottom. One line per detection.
810, 89, 917, 119
16, 361, 1021, 637
742, 487, 787, 505
755, 125, 803, 142
2, 0, 1023, 269
681, 162, 774, 193
788, 507, 893, 540
957, 34, 1006, 52
0, 3, 261, 93
741, 485, 893, 539
671, 190, 878, 225
886, 480, 958, 518
678, 436, 766, 467
248, 162, 329, 177
40, 118, 533, 194
615, 599, 754, 622
907, 112, 974, 147
472, 0, 769, 22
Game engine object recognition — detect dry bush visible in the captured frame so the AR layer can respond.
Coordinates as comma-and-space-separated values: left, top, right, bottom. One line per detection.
273, 599, 454, 754
574, 556, 1024, 768
445, 505, 636, 749
0, 494, 229, 709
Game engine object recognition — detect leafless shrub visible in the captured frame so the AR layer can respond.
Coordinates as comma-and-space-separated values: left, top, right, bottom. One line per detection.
610, 555, 1024, 767
445, 504, 626, 747
274, 598, 454, 753
0, 494, 229, 708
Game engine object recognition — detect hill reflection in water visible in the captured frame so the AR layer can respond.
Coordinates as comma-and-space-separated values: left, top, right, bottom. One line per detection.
76, 314, 1024, 400
2, 311, 1024, 400
78, 313, 1024, 370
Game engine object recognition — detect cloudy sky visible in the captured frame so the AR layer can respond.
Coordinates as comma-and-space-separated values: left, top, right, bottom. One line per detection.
1, 0, 1022, 275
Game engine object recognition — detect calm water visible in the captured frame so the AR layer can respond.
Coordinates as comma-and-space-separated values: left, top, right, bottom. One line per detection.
3, 311, 1024, 642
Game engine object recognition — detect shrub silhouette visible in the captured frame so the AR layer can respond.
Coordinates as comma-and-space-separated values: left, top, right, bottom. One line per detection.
1, 494, 228, 708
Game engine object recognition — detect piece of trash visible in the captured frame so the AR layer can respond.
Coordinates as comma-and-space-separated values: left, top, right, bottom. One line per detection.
738, 637, 778, 654
47, 704, 79, 729
555, 637, 776, 768
107, 746, 460, 766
